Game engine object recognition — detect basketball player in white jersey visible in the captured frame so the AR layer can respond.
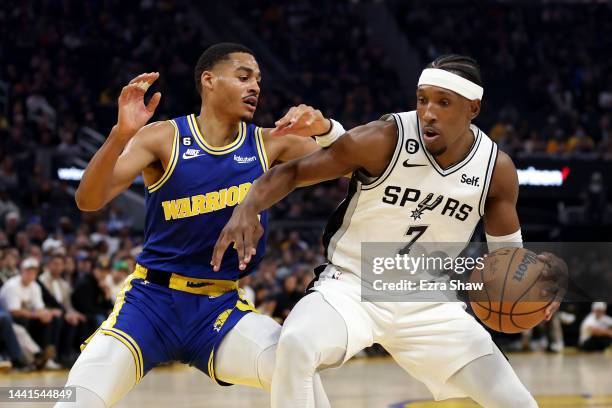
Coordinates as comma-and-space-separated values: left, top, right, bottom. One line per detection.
212, 55, 566, 407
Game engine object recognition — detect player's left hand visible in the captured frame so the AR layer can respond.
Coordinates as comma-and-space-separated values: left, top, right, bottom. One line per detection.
537, 252, 569, 321
270, 104, 331, 137
211, 203, 263, 272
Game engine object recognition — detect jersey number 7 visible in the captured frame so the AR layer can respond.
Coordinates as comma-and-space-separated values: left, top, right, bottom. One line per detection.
399, 225, 428, 255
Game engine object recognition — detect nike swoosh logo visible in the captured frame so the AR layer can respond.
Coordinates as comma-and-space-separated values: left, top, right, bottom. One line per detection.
403, 160, 427, 168
182, 153, 203, 160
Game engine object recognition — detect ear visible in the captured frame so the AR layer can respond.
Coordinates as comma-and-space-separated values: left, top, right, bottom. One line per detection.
201, 71, 214, 92
469, 99, 481, 120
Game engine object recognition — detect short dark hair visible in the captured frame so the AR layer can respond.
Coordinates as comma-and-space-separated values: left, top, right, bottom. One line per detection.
194, 42, 255, 95
426, 54, 483, 87
49, 253, 65, 261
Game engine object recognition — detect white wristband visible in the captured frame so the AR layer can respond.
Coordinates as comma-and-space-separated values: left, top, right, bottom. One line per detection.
315, 119, 345, 148
486, 229, 523, 252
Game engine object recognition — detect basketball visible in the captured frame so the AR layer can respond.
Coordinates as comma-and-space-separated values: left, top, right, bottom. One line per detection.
469, 247, 553, 333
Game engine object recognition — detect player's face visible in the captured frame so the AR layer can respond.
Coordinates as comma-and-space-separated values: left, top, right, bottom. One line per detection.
209, 53, 261, 121
416, 86, 478, 156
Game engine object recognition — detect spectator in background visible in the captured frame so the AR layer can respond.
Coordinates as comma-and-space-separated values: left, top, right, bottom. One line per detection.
0, 258, 62, 369
0, 303, 29, 370
273, 274, 302, 322
41, 234, 65, 255
75, 253, 93, 279
90, 221, 119, 256
0, 188, 19, 221
582, 172, 608, 222
107, 260, 129, 303
124, 256, 137, 275
71, 259, 113, 333
0, 158, 19, 194
4, 211, 21, 245
523, 130, 546, 155
546, 129, 566, 155
0, 248, 20, 284
239, 275, 256, 305
255, 285, 277, 318
566, 126, 595, 154
63, 256, 78, 286
55, 126, 81, 160
579, 302, 612, 351
39, 254, 86, 366
276, 250, 295, 280
520, 311, 575, 353
281, 231, 308, 252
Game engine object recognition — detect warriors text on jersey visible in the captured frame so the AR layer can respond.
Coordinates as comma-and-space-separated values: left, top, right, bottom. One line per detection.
322, 111, 498, 277
137, 114, 269, 280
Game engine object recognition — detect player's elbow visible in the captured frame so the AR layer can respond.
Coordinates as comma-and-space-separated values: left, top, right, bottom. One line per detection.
74, 188, 105, 212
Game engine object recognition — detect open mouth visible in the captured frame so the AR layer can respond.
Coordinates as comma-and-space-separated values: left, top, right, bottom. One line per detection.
423, 128, 440, 141
243, 96, 258, 110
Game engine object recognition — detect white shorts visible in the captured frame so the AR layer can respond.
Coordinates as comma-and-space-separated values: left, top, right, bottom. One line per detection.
311, 264, 494, 400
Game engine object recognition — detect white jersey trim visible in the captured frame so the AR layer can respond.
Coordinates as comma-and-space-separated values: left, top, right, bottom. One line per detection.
478, 142, 499, 216
325, 178, 363, 260
416, 118, 483, 177
359, 113, 405, 191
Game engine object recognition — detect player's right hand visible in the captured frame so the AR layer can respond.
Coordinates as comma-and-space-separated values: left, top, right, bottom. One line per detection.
116, 72, 162, 137
211, 204, 263, 272
538, 252, 569, 321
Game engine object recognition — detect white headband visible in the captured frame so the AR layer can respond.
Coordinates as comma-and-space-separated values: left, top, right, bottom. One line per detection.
418, 68, 484, 101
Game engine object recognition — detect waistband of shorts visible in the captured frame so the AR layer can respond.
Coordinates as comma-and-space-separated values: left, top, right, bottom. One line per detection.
133, 264, 238, 296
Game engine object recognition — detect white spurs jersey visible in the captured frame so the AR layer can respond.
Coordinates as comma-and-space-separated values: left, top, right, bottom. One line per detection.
322, 111, 498, 278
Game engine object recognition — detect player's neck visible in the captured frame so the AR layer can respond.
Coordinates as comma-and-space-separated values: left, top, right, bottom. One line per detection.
433, 128, 475, 169
195, 108, 241, 147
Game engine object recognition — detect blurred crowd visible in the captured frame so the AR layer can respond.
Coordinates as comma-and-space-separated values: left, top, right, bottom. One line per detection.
1, 0, 612, 371
0, 215, 138, 371
230, 0, 407, 130
0, 211, 342, 371
393, 0, 612, 158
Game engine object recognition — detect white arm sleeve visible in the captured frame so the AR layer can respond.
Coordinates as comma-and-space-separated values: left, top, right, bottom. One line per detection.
486, 229, 523, 252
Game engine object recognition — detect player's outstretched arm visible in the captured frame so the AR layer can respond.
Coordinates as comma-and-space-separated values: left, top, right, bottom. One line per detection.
75, 73, 164, 211
262, 104, 331, 164
211, 120, 397, 271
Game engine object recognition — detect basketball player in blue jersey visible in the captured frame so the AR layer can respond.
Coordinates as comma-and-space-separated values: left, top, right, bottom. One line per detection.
213, 55, 568, 408
55, 43, 345, 407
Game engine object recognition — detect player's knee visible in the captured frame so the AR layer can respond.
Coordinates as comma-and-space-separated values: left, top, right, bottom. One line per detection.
277, 326, 317, 369
255, 344, 276, 391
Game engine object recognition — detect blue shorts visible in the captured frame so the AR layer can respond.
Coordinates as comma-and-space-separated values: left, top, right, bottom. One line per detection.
82, 265, 255, 384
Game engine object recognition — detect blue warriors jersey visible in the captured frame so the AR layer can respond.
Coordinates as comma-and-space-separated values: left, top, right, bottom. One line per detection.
136, 114, 269, 280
